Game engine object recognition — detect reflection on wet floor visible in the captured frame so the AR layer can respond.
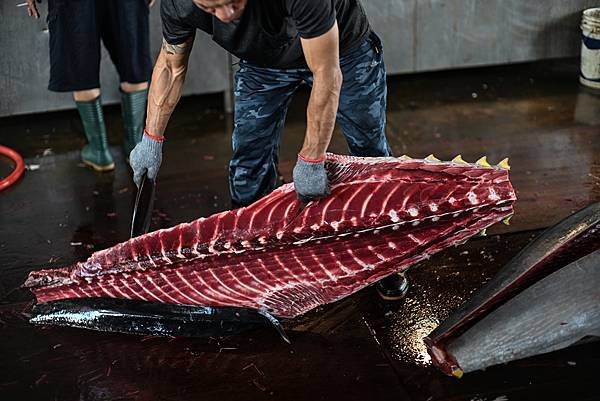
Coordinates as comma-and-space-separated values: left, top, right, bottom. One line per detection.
1, 59, 599, 400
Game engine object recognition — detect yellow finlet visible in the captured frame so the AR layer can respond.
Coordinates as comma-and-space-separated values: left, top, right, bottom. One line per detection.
452, 155, 468, 164
476, 156, 491, 167
498, 158, 510, 170
502, 215, 512, 225
400, 154, 412, 160
452, 368, 464, 379
425, 154, 441, 162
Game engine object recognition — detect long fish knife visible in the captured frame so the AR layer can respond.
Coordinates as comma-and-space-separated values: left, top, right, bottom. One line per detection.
130, 171, 156, 238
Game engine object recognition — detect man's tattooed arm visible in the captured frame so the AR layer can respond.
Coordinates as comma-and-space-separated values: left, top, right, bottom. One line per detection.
145, 35, 195, 138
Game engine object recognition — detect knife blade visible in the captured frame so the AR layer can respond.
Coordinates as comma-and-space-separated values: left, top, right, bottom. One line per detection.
130, 171, 156, 238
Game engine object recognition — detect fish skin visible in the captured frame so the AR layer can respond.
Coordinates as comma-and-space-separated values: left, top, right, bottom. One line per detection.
425, 201, 600, 376
30, 298, 289, 341
24, 153, 516, 319
448, 248, 600, 373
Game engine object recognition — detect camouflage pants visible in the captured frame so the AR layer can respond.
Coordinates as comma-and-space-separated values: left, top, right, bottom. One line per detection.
230, 31, 391, 207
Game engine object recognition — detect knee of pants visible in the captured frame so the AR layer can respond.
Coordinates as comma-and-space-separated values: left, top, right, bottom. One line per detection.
231, 124, 280, 165
346, 134, 392, 157
339, 111, 390, 157
229, 157, 277, 205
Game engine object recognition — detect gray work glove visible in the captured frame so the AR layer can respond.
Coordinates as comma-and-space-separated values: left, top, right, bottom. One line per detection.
292, 155, 330, 204
129, 134, 163, 187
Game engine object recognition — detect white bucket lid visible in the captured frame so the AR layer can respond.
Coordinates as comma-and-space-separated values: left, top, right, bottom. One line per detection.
582, 7, 600, 32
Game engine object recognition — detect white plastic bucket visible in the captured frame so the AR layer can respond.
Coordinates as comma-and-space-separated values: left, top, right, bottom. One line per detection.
580, 8, 600, 89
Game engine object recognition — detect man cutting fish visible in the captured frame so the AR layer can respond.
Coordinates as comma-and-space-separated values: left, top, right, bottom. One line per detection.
129, 0, 408, 299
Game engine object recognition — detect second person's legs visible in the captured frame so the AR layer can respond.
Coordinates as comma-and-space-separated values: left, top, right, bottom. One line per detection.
74, 89, 114, 171
119, 83, 149, 160
101, 0, 152, 159
47, 0, 114, 171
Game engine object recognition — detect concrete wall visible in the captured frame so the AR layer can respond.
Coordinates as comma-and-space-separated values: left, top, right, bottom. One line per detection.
0, 0, 597, 117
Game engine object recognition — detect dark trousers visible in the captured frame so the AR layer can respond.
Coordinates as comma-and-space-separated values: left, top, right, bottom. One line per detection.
47, 0, 152, 92
230, 32, 392, 207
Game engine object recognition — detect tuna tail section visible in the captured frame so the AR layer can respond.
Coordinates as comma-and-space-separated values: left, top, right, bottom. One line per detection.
425, 202, 600, 377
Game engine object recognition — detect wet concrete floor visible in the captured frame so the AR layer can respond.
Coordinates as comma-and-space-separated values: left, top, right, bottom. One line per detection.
0, 58, 599, 400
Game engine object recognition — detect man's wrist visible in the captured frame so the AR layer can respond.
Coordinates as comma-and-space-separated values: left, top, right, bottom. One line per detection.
298, 144, 327, 162
144, 128, 165, 143
298, 153, 326, 163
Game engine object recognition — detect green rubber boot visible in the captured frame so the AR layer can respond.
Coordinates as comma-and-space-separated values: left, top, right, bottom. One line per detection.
76, 97, 115, 172
120, 88, 148, 161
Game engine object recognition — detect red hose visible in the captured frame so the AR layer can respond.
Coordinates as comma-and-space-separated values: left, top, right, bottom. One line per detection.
0, 145, 25, 191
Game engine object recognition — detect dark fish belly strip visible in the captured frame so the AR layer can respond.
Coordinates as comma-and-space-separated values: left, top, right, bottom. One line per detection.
30, 298, 286, 339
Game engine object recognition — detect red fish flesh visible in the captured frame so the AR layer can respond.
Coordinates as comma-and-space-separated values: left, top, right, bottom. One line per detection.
25, 154, 516, 318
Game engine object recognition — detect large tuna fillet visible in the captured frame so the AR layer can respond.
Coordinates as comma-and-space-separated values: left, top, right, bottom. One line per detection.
25, 154, 516, 318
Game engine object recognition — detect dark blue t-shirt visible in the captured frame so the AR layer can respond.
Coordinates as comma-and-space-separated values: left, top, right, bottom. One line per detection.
161, 0, 371, 68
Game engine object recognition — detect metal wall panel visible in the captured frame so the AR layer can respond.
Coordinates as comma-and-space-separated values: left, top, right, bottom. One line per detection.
362, 0, 417, 74
0, 0, 229, 117
413, 0, 598, 72
363, 0, 597, 74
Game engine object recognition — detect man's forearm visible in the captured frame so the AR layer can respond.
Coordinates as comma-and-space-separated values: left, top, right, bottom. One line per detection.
145, 40, 192, 138
301, 68, 342, 159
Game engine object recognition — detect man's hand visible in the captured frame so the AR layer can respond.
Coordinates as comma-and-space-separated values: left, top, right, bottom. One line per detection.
129, 132, 163, 187
293, 155, 330, 204
26, 0, 41, 18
